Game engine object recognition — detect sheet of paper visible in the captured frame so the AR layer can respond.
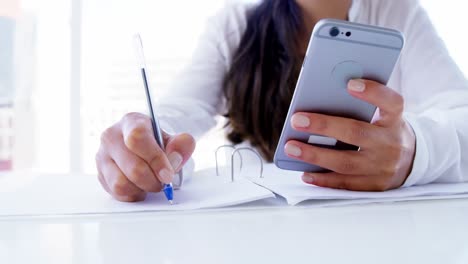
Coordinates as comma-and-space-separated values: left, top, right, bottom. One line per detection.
246, 164, 468, 205
0, 169, 274, 217
295, 194, 468, 208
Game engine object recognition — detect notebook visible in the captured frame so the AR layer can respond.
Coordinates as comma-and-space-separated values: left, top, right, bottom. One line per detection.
245, 164, 468, 205
1, 163, 468, 217
0, 169, 274, 217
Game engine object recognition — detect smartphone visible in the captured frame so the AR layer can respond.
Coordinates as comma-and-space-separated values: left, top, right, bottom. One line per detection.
273, 19, 404, 173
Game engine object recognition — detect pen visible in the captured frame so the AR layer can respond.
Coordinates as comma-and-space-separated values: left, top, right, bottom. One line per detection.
133, 34, 174, 204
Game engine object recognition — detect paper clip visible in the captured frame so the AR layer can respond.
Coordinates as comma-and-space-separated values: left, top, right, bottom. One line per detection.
230, 147, 264, 182
214, 145, 264, 182
215, 145, 243, 176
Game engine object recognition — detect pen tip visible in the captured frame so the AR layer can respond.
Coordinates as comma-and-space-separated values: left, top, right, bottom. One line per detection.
169, 200, 174, 205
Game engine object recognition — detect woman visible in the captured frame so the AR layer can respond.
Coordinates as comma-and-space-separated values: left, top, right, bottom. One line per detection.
95, 0, 468, 202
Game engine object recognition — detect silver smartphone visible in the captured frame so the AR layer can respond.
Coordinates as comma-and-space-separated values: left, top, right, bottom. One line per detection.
274, 19, 404, 173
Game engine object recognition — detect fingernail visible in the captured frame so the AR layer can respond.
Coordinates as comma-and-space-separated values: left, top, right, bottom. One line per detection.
159, 168, 173, 184
168, 152, 183, 171
303, 174, 314, 184
285, 144, 302, 157
348, 79, 366, 92
291, 114, 310, 128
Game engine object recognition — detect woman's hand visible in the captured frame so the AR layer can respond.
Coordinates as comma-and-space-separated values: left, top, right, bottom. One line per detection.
95, 112, 196, 202
285, 79, 416, 191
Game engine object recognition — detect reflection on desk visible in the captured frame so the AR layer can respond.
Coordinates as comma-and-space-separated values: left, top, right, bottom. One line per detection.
1, 199, 468, 264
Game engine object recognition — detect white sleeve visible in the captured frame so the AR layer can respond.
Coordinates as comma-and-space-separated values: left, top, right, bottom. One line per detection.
380, 0, 468, 186
154, 6, 237, 139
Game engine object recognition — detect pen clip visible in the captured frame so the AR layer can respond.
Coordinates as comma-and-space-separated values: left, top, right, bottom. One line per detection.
133, 34, 146, 69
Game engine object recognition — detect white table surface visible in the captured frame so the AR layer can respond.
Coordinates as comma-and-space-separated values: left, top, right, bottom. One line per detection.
1, 198, 468, 264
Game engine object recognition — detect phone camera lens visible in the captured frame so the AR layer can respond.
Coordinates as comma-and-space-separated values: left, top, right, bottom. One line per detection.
330, 27, 340, 37
346, 31, 352, 37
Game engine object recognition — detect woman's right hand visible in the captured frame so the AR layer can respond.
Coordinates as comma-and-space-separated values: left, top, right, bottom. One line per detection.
95, 112, 196, 202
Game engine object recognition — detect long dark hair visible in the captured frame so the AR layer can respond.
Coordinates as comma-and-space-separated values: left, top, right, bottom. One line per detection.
223, 0, 305, 161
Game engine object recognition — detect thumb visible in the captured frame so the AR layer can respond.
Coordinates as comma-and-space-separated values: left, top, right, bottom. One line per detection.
164, 133, 196, 172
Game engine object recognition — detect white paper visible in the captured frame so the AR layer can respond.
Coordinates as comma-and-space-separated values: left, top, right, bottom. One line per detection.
246, 164, 468, 205
0, 169, 274, 217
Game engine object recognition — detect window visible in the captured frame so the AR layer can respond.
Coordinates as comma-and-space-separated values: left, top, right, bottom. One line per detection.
0, 108, 13, 170
0, 0, 18, 171
1, 0, 71, 173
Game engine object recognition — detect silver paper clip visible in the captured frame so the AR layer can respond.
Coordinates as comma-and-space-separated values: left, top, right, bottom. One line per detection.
231, 148, 264, 182
215, 145, 243, 176
214, 145, 264, 182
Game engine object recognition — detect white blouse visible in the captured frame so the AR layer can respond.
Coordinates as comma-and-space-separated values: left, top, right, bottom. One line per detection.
156, 0, 468, 187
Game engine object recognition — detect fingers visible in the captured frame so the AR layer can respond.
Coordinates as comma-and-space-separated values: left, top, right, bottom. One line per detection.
285, 140, 369, 175
291, 112, 383, 148
96, 112, 197, 202
120, 113, 175, 184
104, 132, 162, 193
302, 172, 392, 192
285, 80, 410, 192
347, 79, 404, 126
96, 148, 146, 202
165, 133, 196, 172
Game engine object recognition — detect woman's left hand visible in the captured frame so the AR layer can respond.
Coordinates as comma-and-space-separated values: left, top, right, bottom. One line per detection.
285, 79, 416, 191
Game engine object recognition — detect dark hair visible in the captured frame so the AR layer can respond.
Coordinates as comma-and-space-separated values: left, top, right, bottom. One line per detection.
223, 0, 305, 161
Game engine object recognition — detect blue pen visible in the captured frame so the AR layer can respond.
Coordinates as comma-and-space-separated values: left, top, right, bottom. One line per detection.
134, 34, 174, 204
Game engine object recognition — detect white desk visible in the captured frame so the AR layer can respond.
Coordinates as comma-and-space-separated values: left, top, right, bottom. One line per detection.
1, 198, 468, 264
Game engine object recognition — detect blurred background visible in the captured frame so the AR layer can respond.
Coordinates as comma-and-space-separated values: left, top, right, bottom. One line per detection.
0, 0, 467, 175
